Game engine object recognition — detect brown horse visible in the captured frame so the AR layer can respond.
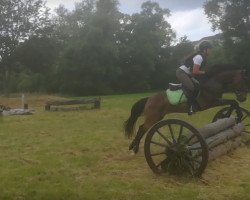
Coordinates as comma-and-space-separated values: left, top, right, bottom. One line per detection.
124, 64, 248, 154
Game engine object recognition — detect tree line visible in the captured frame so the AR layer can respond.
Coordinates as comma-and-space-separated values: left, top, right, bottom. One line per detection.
0, 0, 249, 95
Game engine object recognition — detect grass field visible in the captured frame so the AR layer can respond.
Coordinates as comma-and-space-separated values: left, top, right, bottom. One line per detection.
0, 93, 249, 200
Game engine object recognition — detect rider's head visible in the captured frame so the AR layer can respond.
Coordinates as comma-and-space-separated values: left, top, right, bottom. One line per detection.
199, 40, 213, 55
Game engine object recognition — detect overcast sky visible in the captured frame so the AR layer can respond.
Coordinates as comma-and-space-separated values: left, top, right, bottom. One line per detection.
46, 0, 219, 41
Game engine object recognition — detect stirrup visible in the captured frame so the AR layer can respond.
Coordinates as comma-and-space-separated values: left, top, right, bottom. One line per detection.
188, 105, 194, 116
188, 105, 200, 115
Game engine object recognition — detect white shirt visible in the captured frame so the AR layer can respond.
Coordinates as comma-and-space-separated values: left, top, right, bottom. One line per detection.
193, 55, 203, 65
179, 55, 203, 74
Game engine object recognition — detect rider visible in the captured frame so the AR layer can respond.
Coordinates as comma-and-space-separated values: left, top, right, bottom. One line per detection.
176, 40, 213, 115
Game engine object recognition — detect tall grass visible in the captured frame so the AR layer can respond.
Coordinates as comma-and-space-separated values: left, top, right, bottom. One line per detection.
0, 93, 249, 200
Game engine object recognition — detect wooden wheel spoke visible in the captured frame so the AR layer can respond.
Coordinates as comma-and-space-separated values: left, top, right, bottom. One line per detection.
150, 151, 166, 157
180, 156, 196, 176
168, 124, 176, 142
188, 146, 202, 151
185, 155, 202, 168
186, 161, 196, 175
191, 160, 201, 165
150, 140, 168, 148
185, 153, 201, 162
156, 130, 172, 145
189, 158, 202, 165
177, 125, 184, 143
144, 119, 208, 176
156, 159, 167, 168
241, 115, 248, 122
186, 133, 196, 144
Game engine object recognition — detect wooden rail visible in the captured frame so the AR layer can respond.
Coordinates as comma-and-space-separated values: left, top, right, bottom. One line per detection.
45, 97, 101, 111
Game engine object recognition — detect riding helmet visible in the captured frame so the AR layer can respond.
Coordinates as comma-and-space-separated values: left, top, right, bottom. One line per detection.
199, 41, 213, 51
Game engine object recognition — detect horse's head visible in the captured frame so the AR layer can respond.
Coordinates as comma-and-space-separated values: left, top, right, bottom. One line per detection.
204, 64, 248, 102
232, 69, 248, 102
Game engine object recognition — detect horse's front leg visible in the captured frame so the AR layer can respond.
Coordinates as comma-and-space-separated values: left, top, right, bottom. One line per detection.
217, 99, 243, 122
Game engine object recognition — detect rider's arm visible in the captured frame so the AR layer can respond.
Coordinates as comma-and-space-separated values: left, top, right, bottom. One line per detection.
193, 64, 205, 75
192, 55, 205, 75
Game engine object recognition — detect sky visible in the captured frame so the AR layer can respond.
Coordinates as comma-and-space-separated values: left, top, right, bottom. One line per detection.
46, 0, 220, 41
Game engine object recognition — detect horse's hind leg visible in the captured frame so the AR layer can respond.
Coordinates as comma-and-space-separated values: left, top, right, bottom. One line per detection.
129, 92, 167, 154
129, 125, 146, 154
129, 114, 164, 154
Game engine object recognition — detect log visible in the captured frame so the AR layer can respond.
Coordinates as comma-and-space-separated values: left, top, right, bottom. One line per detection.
208, 137, 243, 161
198, 117, 236, 139
45, 97, 101, 111
50, 107, 82, 111
204, 122, 244, 150
191, 122, 245, 160
191, 123, 244, 157
188, 117, 236, 144
46, 98, 100, 106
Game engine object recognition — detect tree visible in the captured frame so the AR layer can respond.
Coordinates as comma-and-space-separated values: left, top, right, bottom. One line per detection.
52, 0, 96, 43
117, 1, 175, 92
12, 37, 61, 92
0, 0, 51, 93
57, 0, 122, 95
204, 0, 250, 41
204, 0, 250, 75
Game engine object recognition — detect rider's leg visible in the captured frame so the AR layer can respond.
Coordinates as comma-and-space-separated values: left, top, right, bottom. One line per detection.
185, 90, 201, 111
176, 69, 199, 114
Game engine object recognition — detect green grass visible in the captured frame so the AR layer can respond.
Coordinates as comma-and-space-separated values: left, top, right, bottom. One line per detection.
0, 93, 249, 200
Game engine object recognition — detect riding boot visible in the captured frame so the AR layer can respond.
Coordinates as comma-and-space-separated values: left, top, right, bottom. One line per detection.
187, 94, 200, 115
187, 101, 195, 115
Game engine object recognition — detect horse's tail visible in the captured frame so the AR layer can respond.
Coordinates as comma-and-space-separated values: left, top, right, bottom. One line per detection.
124, 97, 148, 138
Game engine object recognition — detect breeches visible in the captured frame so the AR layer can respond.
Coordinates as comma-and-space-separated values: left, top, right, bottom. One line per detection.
176, 68, 194, 92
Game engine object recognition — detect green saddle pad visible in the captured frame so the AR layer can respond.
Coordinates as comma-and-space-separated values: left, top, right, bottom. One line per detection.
166, 89, 187, 105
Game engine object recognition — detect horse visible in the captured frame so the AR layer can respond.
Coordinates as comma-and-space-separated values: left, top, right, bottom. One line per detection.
124, 64, 248, 154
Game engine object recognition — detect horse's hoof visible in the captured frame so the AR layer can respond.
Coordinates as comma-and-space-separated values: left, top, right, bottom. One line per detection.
129, 140, 139, 154
129, 140, 136, 150
132, 145, 139, 154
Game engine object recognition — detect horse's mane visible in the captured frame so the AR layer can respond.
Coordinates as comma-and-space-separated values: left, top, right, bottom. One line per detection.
202, 63, 241, 81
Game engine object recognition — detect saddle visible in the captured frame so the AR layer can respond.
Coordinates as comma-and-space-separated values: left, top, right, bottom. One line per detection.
166, 82, 200, 105
166, 83, 187, 105
168, 83, 182, 91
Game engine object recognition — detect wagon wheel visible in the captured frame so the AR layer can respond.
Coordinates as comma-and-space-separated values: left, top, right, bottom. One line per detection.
144, 119, 209, 177
212, 107, 250, 134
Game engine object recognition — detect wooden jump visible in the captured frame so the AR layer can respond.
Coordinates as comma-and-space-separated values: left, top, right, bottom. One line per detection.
191, 117, 245, 161
45, 97, 101, 111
